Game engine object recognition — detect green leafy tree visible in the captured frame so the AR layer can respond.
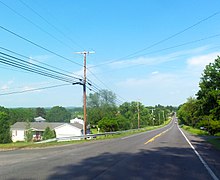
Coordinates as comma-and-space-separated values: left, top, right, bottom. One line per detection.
177, 97, 200, 127
9, 108, 35, 124
35, 107, 46, 118
43, 127, 56, 140
46, 106, 71, 122
0, 112, 11, 143
25, 120, 33, 142
197, 56, 220, 118
87, 90, 117, 125
115, 115, 131, 130
98, 117, 119, 132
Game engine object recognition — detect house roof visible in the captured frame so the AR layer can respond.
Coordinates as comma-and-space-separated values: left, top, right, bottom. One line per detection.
11, 122, 83, 131
34, 116, 46, 122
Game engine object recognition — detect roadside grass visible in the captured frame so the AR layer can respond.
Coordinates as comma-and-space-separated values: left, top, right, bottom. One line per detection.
96, 119, 171, 140
0, 119, 171, 150
0, 140, 86, 151
181, 125, 209, 136
207, 138, 220, 150
181, 125, 220, 150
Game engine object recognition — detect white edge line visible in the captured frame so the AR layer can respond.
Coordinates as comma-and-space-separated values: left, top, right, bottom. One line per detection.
178, 126, 219, 180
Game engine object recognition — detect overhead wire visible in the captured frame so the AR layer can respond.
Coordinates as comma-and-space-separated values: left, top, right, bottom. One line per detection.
0, 47, 83, 79
88, 33, 220, 75
89, 11, 220, 68
18, 0, 84, 50
0, 0, 77, 51
0, 83, 70, 96
0, 25, 83, 67
0, 51, 82, 84
87, 68, 127, 103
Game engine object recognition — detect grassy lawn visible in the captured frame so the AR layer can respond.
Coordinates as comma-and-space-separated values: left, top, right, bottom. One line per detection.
0, 119, 171, 150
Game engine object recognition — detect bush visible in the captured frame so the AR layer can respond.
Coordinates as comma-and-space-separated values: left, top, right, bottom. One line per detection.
43, 127, 56, 140
0, 112, 12, 143
98, 118, 119, 132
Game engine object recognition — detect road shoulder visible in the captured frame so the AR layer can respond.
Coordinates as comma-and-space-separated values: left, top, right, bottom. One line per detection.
181, 128, 220, 179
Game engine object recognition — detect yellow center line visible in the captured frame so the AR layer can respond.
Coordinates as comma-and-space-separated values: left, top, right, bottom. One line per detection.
144, 127, 171, 145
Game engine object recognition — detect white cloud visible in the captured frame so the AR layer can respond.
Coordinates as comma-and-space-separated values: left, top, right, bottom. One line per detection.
187, 52, 219, 69
152, 71, 159, 75
109, 46, 210, 70
1, 80, 14, 91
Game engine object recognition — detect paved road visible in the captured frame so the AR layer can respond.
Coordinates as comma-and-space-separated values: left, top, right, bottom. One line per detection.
1, 118, 219, 180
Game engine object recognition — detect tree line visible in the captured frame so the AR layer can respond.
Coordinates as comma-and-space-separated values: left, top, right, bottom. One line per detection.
177, 56, 220, 135
0, 91, 176, 143
87, 90, 176, 132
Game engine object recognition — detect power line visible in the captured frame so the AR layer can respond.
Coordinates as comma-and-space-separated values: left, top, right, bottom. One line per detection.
0, 83, 70, 96
87, 68, 127, 103
0, 47, 83, 80
0, 51, 81, 84
0, 25, 83, 67
0, 0, 77, 51
90, 11, 220, 68
18, 0, 84, 50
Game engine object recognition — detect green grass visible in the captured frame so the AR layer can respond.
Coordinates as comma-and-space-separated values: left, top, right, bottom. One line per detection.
0, 119, 171, 150
181, 125, 220, 150
181, 125, 209, 136
208, 138, 220, 150
0, 140, 86, 151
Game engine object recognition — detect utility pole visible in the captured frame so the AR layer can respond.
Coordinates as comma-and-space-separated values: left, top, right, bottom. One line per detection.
137, 102, 140, 129
75, 51, 95, 138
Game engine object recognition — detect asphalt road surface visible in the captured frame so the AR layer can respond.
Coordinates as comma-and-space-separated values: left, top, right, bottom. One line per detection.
1, 118, 219, 180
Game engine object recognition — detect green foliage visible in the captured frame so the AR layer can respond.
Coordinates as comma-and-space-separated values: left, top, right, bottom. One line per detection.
98, 117, 119, 132
87, 90, 117, 125
43, 127, 56, 140
197, 56, 220, 118
9, 108, 35, 124
177, 97, 200, 127
115, 115, 131, 130
178, 56, 220, 135
0, 112, 12, 143
181, 125, 209, 136
46, 106, 71, 122
35, 107, 46, 118
25, 121, 33, 142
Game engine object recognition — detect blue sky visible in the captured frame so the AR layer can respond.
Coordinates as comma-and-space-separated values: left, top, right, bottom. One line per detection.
0, 0, 220, 108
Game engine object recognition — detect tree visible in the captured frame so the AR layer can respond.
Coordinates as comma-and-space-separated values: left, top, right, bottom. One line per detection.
197, 56, 220, 118
98, 117, 119, 132
8, 108, 35, 124
35, 107, 46, 118
0, 112, 11, 143
177, 97, 200, 127
25, 120, 33, 142
43, 127, 56, 140
87, 90, 117, 125
115, 115, 131, 130
46, 106, 71, 122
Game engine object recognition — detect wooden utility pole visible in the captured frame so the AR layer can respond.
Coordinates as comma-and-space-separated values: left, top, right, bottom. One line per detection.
75, 51, 94, 138
137, 102, 140, 129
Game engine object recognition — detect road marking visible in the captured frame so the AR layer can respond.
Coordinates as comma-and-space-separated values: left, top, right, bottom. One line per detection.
144, 127, 171, 145
178, 126, 219, 180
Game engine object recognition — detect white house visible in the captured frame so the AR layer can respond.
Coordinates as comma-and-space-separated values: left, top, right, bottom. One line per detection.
11, 121, 83, 142
54, 123, 83, 140
70, 117, 84, 125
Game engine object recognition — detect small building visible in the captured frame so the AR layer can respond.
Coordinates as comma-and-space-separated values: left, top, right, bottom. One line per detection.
34, 116, 46, 122
11, 121, 83, 142
70, 117, 84, 125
